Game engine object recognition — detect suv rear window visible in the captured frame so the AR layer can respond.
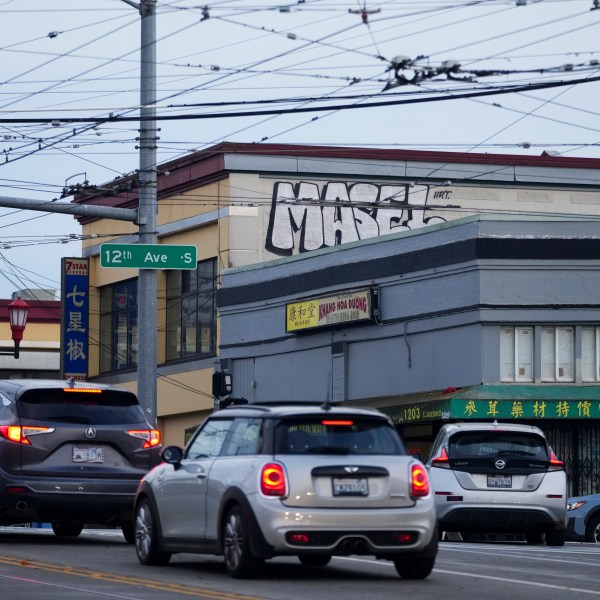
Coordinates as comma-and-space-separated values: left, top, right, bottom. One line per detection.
275, 417, 406, 455
16, 388, 146, 425
448, 431, 549, 460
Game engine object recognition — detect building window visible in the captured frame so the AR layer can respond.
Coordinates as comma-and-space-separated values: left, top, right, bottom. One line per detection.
166, 258, 217, 361
500, 327, 533, 382
541, 327, 574, 382
99, 279, 138, 373
582, 327, 600, 382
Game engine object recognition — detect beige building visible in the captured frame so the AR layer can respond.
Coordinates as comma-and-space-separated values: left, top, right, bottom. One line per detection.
74, 142, 600, 446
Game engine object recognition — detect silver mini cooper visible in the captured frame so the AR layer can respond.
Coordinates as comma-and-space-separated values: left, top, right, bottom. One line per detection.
133, 401, 438, 579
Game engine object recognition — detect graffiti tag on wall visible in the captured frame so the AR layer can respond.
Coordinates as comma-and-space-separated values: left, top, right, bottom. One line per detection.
266, 181, 447, 256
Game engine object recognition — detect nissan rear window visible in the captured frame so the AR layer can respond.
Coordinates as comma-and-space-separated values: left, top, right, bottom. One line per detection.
16, 388, 146, 425
275, 417, 406, 455
448, 431, 549, 460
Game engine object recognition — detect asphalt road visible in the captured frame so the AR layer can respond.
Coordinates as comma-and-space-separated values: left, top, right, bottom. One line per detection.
0, 527, 598, 600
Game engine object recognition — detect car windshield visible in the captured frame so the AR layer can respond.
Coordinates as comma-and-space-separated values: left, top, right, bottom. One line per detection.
275, 417, 406, 455
448, 430, 549, 460
16, 388, 146, 425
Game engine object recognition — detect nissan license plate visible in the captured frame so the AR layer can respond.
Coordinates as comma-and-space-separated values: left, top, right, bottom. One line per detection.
487, 474, 512, 488
73, 447, 105, 463
332, 477, 368, 496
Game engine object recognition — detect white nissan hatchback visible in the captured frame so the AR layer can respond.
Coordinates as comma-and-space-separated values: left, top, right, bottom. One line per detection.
425, 421, 568, 546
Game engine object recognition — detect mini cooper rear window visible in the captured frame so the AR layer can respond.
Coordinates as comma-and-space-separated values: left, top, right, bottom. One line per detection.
275, 417, 406, 455
16, 388, 146, 425
448, 431, 549, 460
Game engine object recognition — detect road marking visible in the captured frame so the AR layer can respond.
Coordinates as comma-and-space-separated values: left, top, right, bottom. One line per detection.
0, 556, 264, 600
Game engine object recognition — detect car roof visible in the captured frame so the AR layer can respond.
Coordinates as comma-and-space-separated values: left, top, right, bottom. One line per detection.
440, 421, 546, 436
214, 401, 390, 420
0, 379, 132, 395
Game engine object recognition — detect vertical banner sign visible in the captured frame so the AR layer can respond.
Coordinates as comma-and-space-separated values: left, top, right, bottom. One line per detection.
61, 257, 89, 380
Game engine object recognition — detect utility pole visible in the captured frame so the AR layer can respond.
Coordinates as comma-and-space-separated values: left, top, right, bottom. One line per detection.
135, 0, 159, 427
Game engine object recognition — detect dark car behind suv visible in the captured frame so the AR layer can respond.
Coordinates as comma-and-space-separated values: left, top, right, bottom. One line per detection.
0, 379, 162, 541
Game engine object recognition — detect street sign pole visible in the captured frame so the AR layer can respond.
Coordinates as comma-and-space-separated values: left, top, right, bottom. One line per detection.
137, 0, 158, 426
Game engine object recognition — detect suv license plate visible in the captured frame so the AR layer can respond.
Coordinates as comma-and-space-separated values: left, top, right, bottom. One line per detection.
332, 477, 368, 496
487, 474, 512, 488
73, 447, 105, 463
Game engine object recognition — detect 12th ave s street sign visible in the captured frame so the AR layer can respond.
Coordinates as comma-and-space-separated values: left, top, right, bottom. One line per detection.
100, 243, 197, 269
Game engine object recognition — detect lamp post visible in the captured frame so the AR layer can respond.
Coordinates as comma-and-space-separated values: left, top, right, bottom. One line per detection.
8, 297, 29, 359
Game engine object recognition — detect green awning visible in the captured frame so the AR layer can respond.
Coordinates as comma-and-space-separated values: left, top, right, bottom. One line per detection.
366, 384, 600, 424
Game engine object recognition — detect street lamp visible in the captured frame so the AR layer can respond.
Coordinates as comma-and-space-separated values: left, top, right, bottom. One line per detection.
8, 297, 29, 359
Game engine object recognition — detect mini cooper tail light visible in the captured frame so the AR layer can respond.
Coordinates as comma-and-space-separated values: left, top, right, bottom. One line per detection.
0, 425, 54, 445
127, 429, 161, 449
431, 447, 450, 468
261, 462, 288, 497
411, 463, 430, 498
548, 450, 564, 472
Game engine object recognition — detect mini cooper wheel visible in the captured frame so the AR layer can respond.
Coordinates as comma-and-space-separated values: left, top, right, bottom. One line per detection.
298, 554, 332, 567
134, 498, 171, 566
51, 521, 83, 537
393, 553, 436, 579
222, 505, 264, 579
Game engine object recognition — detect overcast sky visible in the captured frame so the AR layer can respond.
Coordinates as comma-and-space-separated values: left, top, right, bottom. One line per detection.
0, 0, 599, 299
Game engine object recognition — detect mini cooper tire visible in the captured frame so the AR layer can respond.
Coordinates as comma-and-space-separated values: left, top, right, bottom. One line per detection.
393, 553, 436, 579
298, 554, 332, 567
222, 505, 264, 579
51, 521, 83, 537
134, 498, 171, 566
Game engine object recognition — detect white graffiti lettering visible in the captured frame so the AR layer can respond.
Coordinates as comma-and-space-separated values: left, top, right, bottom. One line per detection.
266, 181, 446, 255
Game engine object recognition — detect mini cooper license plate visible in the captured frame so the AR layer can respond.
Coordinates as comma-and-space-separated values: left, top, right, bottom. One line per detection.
487, 474, 512, 488
332, 477, 368, 496
73, 447, 105, 463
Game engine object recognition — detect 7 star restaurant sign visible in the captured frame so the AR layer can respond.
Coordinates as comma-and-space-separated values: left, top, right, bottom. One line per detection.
60, 257, 89, 380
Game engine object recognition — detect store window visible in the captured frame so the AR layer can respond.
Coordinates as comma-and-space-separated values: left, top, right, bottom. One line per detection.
500, 327, 533, 382
541, 326, 574, 382
166, 258, 217, 361
582, 327, 600, 382
99, 278, 138, 373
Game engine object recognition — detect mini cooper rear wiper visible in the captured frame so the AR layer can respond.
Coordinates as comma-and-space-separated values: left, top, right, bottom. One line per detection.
306, 446, 350, 455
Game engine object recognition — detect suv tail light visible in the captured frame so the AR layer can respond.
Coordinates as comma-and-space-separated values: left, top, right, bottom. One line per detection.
0, 425, 55, 445
260, 462, 288, 497
411, 463, 430, 498
548, 449, 564, 472
127, 429, 161, 449
431, 447, 450, 468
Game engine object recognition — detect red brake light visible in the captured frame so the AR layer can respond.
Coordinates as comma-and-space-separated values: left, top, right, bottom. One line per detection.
431, 447, 450, 468
127, 429, 161, 448
548, 449, 564, 471
321, 420, 354, 426
0, 425, 55, 445
261, 462, 287, 497
411, 463, 430, 497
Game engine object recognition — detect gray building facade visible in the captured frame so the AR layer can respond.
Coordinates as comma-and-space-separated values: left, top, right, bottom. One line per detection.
218, 215, 600, 496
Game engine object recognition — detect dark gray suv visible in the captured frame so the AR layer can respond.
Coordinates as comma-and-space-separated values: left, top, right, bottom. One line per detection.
0, 379, 162, 541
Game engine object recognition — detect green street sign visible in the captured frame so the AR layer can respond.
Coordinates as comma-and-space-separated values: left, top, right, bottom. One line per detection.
100, 243, 197, 270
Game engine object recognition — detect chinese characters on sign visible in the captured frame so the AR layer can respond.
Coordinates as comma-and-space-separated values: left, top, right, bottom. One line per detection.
286, 288, 375, 332
393, 398, 600, 424
60, 258, 89, 380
